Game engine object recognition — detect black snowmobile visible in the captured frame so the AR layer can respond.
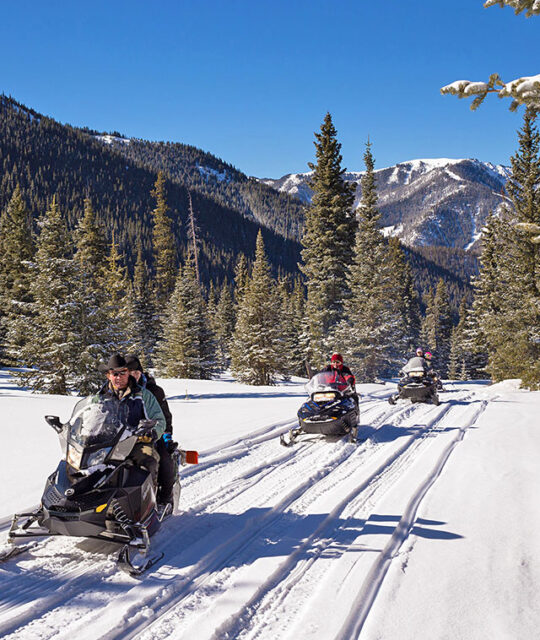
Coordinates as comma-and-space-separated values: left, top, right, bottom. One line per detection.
4, 397, 198, 576
281, 370, 359, 446
389, 367, 440, 406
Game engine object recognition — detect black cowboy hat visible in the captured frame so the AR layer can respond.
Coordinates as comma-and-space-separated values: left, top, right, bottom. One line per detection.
97, 353, 128, 373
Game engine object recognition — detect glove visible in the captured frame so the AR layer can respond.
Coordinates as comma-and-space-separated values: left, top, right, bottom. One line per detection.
136, 419, 158, 443
162, 432, 178, 452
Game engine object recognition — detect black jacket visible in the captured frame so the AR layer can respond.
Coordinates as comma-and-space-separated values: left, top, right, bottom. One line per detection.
143, 373, 173, 434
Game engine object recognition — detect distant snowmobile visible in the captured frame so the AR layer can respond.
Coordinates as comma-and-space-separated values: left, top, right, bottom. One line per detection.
3, 399, 198, 576
388, 367, 440, 406
280, 370, 359, 446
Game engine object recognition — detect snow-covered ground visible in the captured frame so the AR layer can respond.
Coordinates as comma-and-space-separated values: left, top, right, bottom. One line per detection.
1, 370, 539, 639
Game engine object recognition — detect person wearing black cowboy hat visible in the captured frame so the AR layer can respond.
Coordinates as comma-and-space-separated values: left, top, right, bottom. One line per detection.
125, 354, 177, 506
96, 353, 166, 488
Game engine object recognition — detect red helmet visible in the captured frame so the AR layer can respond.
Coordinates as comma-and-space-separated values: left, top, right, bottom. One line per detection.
330, 353, 343, 368
425, 351, 433, 360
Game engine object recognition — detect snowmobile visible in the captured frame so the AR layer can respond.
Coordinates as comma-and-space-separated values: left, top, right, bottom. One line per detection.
3, 397, 198, 576
388, 367, 440, 406
280, 370, 359, 446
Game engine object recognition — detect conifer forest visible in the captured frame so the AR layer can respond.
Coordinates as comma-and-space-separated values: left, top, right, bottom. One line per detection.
1, 95, 539, 392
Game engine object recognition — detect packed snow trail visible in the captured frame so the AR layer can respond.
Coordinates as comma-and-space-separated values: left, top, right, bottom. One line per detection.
1, 379, 538, 639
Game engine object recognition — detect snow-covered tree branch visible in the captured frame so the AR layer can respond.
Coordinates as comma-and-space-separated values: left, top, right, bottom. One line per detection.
484, 0, 540, 17
440, 1, 540, 110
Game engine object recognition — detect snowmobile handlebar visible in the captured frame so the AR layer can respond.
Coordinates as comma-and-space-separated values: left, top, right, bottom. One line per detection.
45, 415, 63, 434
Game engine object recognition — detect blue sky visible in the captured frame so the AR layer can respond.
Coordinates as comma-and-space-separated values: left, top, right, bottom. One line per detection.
1, 1, 538, 178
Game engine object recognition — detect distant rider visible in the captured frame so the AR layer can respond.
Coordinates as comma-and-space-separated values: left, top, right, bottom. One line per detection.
323, 353, 359, 407
400, 348, 429, 377
424, 351, 443, 390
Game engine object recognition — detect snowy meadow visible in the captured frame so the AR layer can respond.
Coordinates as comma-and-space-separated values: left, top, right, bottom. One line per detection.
1, 369, 540, 639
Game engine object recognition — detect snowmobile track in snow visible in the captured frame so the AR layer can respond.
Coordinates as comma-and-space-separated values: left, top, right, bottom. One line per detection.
0, 388, 486, 640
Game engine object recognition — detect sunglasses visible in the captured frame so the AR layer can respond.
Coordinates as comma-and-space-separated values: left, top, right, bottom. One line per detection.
110, 369, 129, 376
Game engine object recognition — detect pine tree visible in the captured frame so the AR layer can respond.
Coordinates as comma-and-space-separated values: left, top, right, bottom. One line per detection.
448, 299, 468, 379
300, 113, 356, 367
151, 171, 177, 308
426, 279, 453, 376
231, 231, 281, 385
156, 253, 217, 379
18, 198, 79, 394
233, 253, 250, 307
213, 283, 235, 370
131, 246, 158, 367
102, 234, 133, 355
71, 198, 111, 394
331, 141, 402, 381
472, 109, 540, 387
0, 185, 35, 364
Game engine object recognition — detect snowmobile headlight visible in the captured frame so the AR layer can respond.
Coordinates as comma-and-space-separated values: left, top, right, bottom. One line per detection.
66, 444, 83, 470
313, 392, 337, 403
409, 371, 425, 378
84, 447, 111, 469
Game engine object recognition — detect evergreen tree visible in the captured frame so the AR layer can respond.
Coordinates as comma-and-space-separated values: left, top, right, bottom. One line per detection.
213, 283, 236, 370
0, 185, 35, 364
387, 236, 422, 360
231, 231, 281, 385
71, 198, 112, 394
102, 234, 133, 355
331, 141, 402, 381
156, 253, 217, 379
300, 113, 356, 367
233, 253, 250, 307
423, 278, 453, 376
151, 171, 177, 307
472, 109, 540, 387
131, 246, 158, 367
18, 198, 78, 394
448, 299, 468, 379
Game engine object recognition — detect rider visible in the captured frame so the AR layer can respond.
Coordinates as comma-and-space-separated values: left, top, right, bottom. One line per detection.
96, 354, 166, 488
400, 348, 429, 377
324, 353, 359, 406
125, 354, 177, 506
424, 351, 443, 389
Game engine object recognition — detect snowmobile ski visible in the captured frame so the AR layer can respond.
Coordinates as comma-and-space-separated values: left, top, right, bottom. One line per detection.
0, 540, 41, 563
117, 543, 164, 577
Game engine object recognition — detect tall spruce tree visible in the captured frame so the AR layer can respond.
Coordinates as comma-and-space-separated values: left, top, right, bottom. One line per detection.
102, 234, 133, 355
72, 198, 112, 393
213, 283, 236, 370
471, 109, 540, 387
156, 253, 217, 379
422, 278, 453, 376
151, 171, 177, 308
18, 198, 78, 394
503, 107, 540, 386
231, 231, 281, 385
0, 185, 35, 364
131, 246, 158, 367
331, 141, 403, 381
300, 113, 356, 367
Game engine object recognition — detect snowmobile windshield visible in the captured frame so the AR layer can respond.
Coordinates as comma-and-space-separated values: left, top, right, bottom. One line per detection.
67, 397, 125, 448
306, 371, 351, 395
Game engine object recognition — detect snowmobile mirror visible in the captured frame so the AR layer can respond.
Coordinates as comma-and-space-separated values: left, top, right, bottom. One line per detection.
185, 451, 199, 464
45, 415, 63, 433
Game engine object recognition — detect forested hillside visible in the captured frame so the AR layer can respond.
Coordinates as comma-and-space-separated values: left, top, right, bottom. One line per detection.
96, 135, 305, 241
0, 95, 301, 283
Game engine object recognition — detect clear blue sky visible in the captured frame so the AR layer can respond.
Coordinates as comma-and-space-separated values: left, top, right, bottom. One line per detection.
1, 1, 538, 178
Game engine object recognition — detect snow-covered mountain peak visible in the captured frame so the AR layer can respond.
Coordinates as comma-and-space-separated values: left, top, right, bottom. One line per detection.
261, 158, 511, 251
